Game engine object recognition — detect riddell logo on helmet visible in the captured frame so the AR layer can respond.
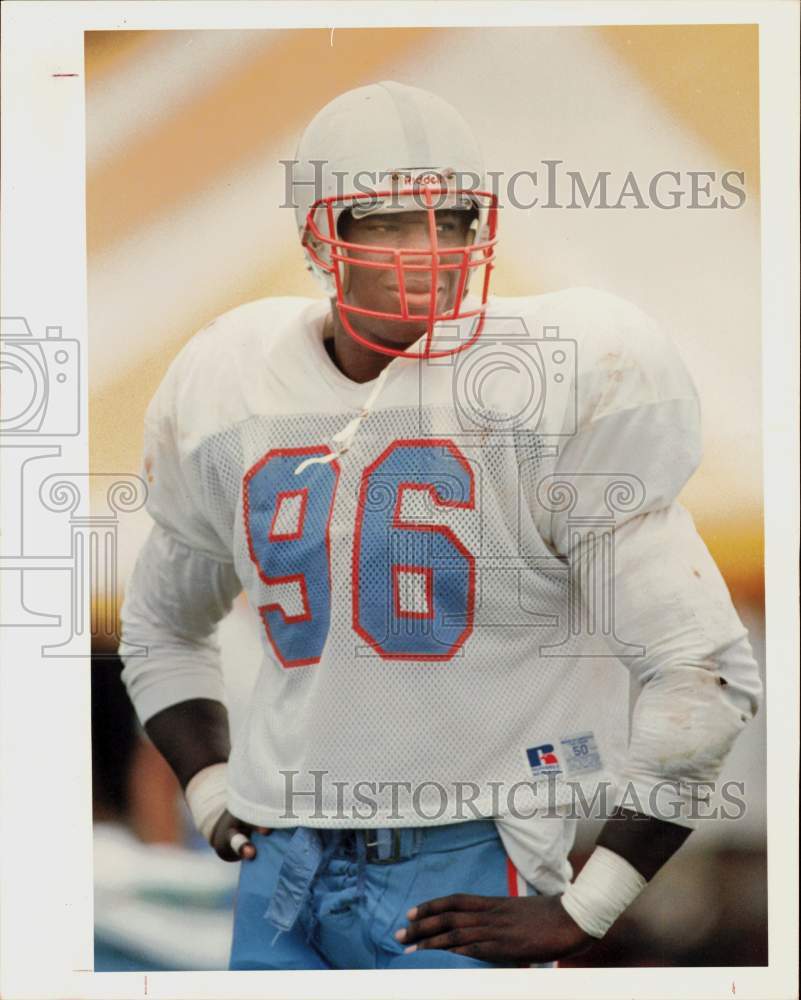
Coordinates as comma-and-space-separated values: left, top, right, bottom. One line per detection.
389, 167, 455, 188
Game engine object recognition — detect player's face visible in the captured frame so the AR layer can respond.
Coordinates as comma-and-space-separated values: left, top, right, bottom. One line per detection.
337, 209, 475, 350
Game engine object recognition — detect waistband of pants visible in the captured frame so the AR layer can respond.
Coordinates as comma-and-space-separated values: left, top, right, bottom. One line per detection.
262, 820, 500, 937
353, 819, 500, 863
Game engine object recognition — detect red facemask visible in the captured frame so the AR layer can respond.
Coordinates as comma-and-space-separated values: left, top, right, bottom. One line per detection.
302, 184, 499, 359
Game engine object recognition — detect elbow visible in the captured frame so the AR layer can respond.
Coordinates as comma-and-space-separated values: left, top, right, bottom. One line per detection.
627, 666, 753, 787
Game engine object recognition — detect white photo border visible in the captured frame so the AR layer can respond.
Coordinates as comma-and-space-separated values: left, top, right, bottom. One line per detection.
1, 2, 797, 999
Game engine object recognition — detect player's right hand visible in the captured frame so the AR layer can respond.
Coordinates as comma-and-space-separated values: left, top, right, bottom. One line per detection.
209, 809, 271, 862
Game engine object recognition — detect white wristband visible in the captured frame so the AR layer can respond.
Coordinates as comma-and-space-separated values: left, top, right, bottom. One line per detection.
560, 846, 647, 939
185, 762, 228, 842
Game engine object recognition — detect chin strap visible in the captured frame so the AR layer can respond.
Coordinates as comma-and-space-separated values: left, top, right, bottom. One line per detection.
293, 361, 394, 475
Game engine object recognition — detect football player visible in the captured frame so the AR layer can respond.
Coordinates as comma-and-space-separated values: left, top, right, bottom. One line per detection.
120, 81, 762, 969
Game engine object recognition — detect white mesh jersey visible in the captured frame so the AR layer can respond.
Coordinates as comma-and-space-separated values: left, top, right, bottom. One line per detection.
121, 288, 759, 885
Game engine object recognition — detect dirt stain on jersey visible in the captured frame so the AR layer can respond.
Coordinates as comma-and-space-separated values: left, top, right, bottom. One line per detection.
600, 352, 625, 381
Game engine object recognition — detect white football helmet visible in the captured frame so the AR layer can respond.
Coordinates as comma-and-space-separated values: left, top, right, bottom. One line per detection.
292, 81, 498, 359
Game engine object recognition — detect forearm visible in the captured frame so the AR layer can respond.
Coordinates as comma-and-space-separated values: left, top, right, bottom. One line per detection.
144, 697, 231, 789
596, 806, 692, 880
145, 697, 259, 859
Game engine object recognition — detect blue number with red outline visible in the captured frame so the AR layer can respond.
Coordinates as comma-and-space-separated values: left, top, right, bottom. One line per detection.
243, 447, 339, 667
243, 439, 474, 666
353, 440, 475, 659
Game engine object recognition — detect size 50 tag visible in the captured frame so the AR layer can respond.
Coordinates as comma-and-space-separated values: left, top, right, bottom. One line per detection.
560, 732, 602, 774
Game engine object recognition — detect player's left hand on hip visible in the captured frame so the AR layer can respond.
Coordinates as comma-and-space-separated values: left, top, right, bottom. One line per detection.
395, 892, 593, 965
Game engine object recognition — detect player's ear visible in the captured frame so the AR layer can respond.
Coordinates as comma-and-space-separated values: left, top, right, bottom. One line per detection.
337, 209, 354, 240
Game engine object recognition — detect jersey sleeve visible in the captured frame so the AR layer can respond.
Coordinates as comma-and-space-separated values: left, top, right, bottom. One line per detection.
606, 504, 761, 825
119, 524, 241, 725
137, 328, 234, 560
119, 323, 242, 724
528, 291, 762, 824
532, 289, 703, 551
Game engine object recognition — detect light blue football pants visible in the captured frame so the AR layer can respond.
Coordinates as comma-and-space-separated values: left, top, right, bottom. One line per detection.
229, 819, 535, 970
